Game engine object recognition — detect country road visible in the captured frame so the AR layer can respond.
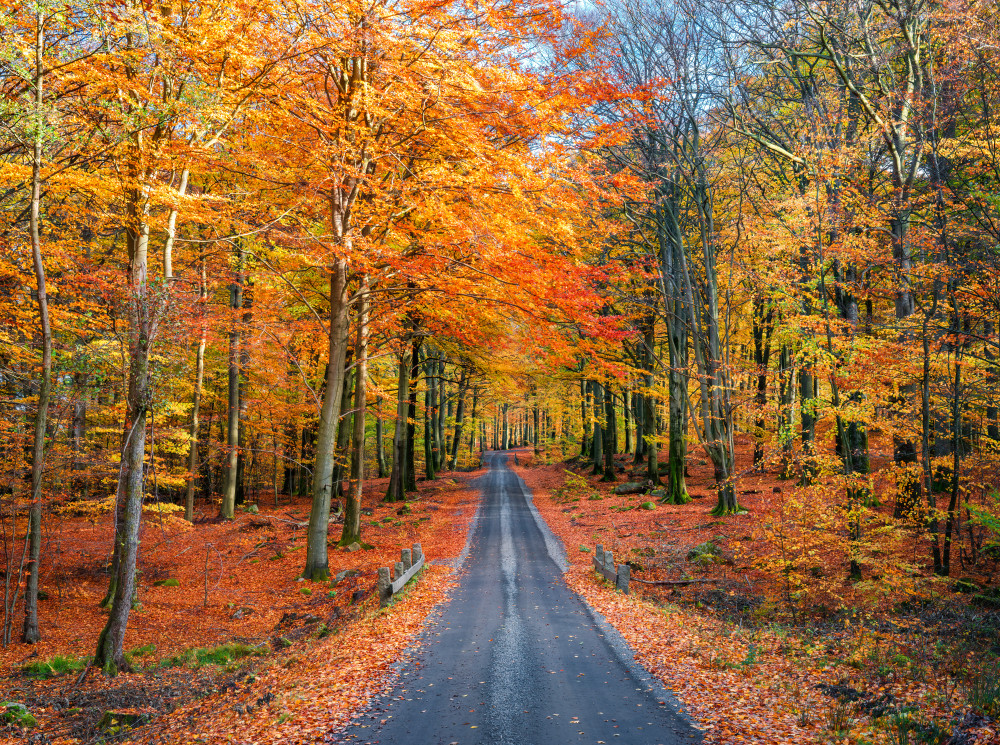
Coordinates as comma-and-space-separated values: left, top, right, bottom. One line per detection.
335, 451, 701, 745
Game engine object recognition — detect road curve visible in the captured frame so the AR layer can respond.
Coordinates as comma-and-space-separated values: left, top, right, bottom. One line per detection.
333, 451, 700, 745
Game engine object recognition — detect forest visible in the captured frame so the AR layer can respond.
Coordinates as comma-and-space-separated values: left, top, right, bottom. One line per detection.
2, 0, 1000, 742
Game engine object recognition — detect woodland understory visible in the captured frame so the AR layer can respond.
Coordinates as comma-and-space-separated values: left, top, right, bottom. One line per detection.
3, 0, 1000, 742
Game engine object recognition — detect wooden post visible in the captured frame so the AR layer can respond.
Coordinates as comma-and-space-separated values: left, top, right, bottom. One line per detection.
378, 567, 391, 606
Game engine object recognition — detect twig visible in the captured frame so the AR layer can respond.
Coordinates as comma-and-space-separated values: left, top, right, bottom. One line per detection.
271, 516, 308, 527
72, 659, 93, 688
630, 577, 721, 586
204, 544, 211, 608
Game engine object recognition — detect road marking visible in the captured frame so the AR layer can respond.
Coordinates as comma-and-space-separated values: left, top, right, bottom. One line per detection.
488, 473, 532, 745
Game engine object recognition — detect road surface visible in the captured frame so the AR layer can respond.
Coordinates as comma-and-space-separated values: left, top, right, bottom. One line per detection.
334, 451, 700, 745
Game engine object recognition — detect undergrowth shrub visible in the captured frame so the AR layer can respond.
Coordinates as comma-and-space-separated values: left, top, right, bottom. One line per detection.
552, 470, 597, 503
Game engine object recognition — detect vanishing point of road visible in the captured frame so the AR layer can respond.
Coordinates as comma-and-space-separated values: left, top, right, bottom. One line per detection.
335, 451, 701, 745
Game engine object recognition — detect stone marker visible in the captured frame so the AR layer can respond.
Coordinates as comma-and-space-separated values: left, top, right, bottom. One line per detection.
394, 561, 405, 581
377, 567, 391, 605
596, 544, 604, 566
616, 563, 631, 593
401, 548, 412, 570
412, 543, 423, 564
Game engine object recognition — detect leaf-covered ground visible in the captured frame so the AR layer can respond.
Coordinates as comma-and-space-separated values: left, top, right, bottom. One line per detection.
0, 470, 483, 744
513, 447, 1000, 745
5, 448, 1000, 745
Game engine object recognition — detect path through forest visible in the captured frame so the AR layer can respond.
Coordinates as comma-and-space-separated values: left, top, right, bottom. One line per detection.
334, 452, 700, 745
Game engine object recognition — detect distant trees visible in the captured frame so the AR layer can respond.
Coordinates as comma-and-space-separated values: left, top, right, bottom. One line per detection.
584, 0, 1000, 580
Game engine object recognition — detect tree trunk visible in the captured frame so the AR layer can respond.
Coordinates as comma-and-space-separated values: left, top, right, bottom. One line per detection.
798, 366, 817, 485
331, 360, 355, 505
623, 390, 632, 454
235, 273, 254, 507
591, 381, 604, 475
23, 10, 49, 644
751, 300, 774, 467
467, 387, 479, 457
298, 423, 313, 496
942, 331, 964, 576
602, 385, 616, 481
340, 278, 368, 546
921, 303, 944, 574
533, 400, 540, 454
220, 244, 245, 519
302, 259, 351, 581
376, 414, 388, 478
94, 168, 156, 674
435, 357, 446, 471
640, 319, 659, 483
386, 352, 411, 502
890, 211, 921, 512
405, 336, 420, 491
423, 349, 436, 480
778, 344, 795, 477
71, 391, 86, 496
665, 294, 689, 504
633, 390, 645, 463
184, 257, 207, 522
449, 367, 469, 470
985, 320, 998, 443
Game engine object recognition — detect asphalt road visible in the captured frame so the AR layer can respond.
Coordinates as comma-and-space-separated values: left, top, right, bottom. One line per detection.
334, 452, 700, 745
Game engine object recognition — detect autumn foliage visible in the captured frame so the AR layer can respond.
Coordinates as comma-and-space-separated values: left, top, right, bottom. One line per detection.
2, 0, 1000, 740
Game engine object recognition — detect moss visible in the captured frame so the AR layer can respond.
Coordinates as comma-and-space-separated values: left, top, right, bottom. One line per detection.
2, 702, 36, 728
687, 540, 724, 566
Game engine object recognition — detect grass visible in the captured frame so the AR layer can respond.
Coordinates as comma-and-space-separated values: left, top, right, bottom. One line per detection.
22, 654, 90, 679
124, 643, 157, 668
23, 645, 162, 678
965, 660, 1000, 717
160, 642, 266, 669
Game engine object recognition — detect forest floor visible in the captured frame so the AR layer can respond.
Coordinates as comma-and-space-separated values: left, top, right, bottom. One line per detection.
3, 441, 1000, 745
514, 439, 1000, 745
0, 468, 485, 744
